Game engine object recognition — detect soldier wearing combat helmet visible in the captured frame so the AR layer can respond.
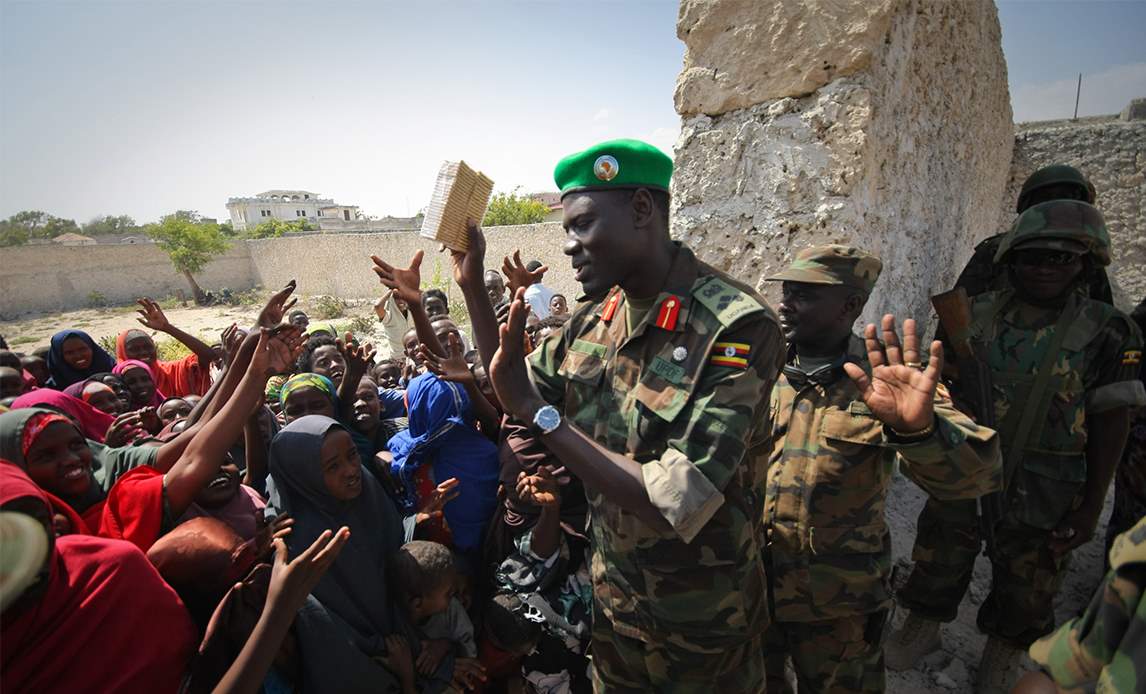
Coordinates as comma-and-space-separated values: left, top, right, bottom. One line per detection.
887, 200, 1146, 693
485, 139, 785, 691
953, 163, 1113, 303
761, 246, 1001, 693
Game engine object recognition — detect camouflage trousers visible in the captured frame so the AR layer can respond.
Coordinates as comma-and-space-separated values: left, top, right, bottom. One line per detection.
763, 613, 887, 694
897, 497, 1070, 648
590, 611, 766, 693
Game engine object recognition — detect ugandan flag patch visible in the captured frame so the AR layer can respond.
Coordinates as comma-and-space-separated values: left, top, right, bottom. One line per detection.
710, 342, 750, 369
1123, 350, 1142, 366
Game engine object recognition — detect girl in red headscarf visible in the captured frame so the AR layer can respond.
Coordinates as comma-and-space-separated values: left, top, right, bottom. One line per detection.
0, 461, 197, 693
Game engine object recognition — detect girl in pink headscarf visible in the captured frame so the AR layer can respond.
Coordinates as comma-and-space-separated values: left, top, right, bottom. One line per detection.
112, 359, 166, 409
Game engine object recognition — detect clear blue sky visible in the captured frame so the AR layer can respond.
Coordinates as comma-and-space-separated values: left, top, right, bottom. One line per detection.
0, 0, 1142, 225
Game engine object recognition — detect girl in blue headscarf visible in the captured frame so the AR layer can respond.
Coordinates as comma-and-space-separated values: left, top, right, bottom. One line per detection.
387, 373, 499, 556
46, 330, 117, 389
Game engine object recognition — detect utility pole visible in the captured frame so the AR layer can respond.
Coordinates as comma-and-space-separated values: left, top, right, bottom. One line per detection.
1073, 73, 1082, 120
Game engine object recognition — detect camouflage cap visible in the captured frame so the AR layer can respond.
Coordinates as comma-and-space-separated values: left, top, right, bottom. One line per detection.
995, 200, 1112, 266
1017, 164, 1094, 212
767, 245, 882, 294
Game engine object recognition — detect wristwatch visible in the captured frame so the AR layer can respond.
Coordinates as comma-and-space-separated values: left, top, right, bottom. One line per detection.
531, 404, 562, 436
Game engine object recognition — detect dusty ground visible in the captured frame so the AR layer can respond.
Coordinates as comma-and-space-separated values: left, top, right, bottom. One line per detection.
884, 473, 1113, 693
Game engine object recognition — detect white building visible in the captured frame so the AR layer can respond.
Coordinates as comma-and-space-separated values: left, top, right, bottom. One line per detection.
226, 189, 361, 232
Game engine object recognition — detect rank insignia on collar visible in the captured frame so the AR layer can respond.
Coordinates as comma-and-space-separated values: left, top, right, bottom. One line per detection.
600, 292, 622, 322
1123, 350, 1142, 366
710, 342, 750, 368
655, 295, 682, 331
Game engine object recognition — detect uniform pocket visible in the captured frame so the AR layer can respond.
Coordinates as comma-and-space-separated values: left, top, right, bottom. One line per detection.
1013, 452, 1085, 530
815, 409, 884, 488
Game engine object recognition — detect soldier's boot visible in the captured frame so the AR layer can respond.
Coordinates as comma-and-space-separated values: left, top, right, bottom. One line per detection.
974, 637, 1022, 694
883, 611, 941, 671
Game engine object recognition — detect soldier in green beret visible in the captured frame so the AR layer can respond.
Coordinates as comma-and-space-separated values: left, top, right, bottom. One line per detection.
887, 200, 1146, 693
485, 138, 785, 691
761, 246, 1001, 693
952, 164, 1113, 304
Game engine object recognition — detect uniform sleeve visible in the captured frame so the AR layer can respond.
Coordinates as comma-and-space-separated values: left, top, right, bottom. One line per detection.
1085, 315, 1146, 413
642, 314, 784, 543
1028, 517, 1146, 692
889, 385, 1003, 501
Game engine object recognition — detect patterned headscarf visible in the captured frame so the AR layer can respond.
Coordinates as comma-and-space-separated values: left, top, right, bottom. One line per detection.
280, 373, 337, 409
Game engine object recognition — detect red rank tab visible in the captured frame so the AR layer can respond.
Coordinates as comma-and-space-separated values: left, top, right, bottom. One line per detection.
655, 295, 682, 331
600, 291, 622, 322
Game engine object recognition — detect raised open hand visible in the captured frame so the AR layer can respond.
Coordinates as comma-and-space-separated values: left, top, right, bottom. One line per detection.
516, 465, 567, 508
450, 221, 487, 288
220, 323, 248, 367
501, 250, 547, 296
381, 634, 416, 687
489, 288, 544, 421
843, 315, 941, 433
105, 411, 147, 447
135, 297, 172, 332
418, 333, 472, 384
251, 325, 307, 378
374, 290, 393, 321
419, 477, 461, 516
257, 280, 298, 329
253, 512, 295, 561
371, 251, 424, 306
266, 526, 350, 615
342, 332, 376, 379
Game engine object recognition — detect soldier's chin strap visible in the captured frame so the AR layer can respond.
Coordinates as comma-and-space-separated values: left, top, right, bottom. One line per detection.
782, 353, 852, 389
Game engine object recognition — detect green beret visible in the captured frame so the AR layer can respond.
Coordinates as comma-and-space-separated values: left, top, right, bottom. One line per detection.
554, 139, 672, 197
767, 245, 882, 295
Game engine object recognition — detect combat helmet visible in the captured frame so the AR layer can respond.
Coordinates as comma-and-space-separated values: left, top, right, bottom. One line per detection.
995, 200, 1111, 266
1016, 164, 1095, 212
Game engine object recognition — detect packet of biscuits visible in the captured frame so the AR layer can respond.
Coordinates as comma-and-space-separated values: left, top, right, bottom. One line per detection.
419, 160, 494, 252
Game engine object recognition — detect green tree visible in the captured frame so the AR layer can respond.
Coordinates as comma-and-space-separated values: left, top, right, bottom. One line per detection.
82, 214, 137, 237
482, 189, 551, 226
246, 218, 317, 239
144, 213, 230, 304
0, 210, 81, 245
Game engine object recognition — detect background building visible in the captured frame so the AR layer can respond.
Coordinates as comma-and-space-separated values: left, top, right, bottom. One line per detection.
225, 189, 361, 231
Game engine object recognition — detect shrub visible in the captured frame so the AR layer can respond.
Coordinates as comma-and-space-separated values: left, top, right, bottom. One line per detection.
87, 290, 108, 308
311, 295, 346, 320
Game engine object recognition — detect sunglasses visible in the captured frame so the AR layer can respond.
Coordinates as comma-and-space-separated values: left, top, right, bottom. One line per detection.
1012, 249, 1082, 267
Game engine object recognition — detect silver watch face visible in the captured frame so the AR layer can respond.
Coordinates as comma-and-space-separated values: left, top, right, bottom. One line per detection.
535, 405, 561, 433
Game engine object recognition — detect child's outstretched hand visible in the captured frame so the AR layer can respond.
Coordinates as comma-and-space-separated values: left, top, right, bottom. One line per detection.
516, 465, 567, 508
451, 657, 488, 691
417, 638, 452, 675
381, 634, 416, 689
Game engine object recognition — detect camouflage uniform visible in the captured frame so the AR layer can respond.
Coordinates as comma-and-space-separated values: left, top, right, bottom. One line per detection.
761, 247, 1002, 693
1029, 515, 1146, 693
898, 201, 1146, 648
528, 242, 784, 692
1105, 297, 1146, 562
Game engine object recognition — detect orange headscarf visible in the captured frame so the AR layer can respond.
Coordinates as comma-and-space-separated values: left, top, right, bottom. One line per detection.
116, 329, 210, 397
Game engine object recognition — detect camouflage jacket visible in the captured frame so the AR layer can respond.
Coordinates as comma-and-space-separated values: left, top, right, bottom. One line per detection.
763, 335, 1001, 623
967, 289, 1145, 530
1029, 515, 1146, 693
529, 242, 784, 652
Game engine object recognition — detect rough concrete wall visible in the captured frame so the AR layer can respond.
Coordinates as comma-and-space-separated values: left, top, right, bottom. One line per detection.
0, 224, 578, 318
0, 243, 255, 318
1001, 115, 1145, 309
672, 0, 1013, 327
248, 223, 578, 305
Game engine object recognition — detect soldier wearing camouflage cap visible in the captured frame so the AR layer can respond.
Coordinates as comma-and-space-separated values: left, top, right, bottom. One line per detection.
761, 245, 1001, 693
485, 139, 785, 691
951, 163, 1113, 304
888, 200, 1146, 693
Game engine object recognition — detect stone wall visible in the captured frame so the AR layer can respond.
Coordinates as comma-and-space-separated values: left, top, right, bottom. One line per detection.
0, 224, 576, 318
248, 223, 577, 306
671, 0, 1013, 327
1000, 111, 1145, 309
0, 243, 255, 318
